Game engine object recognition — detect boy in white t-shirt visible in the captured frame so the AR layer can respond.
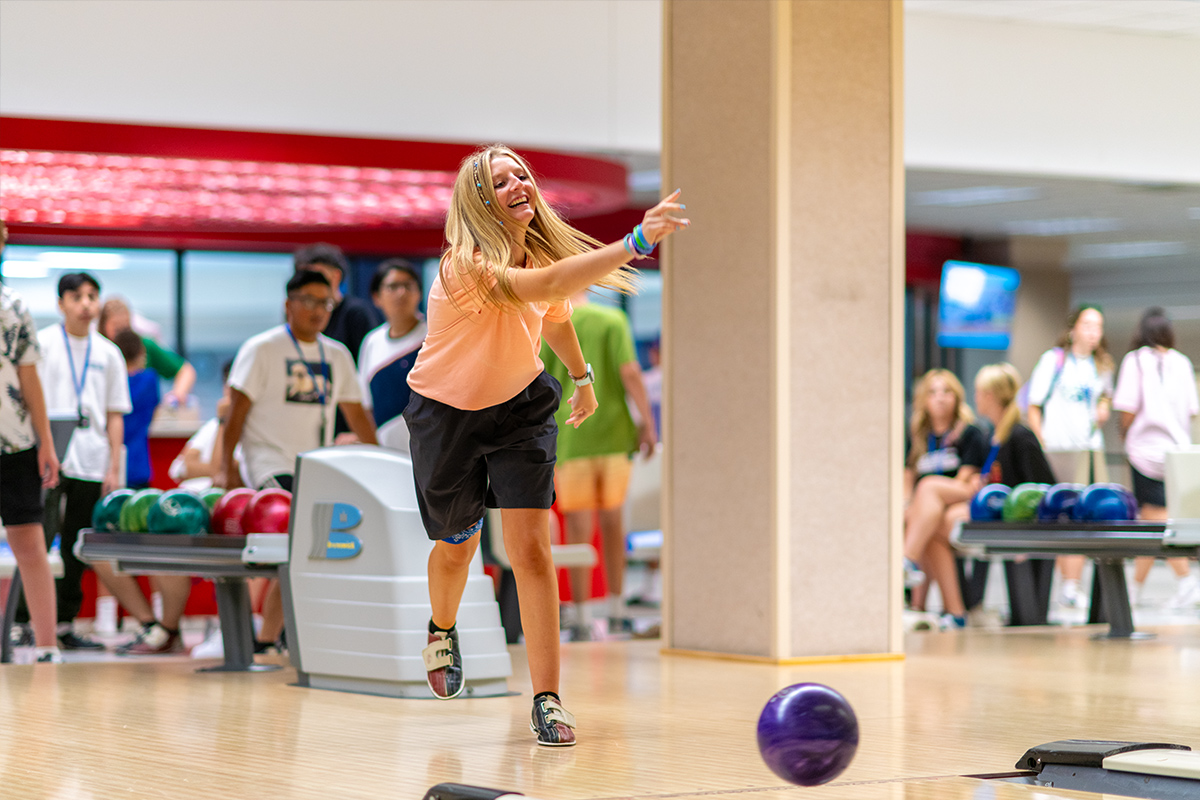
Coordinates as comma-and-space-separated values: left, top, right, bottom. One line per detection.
217, 270, 377, 651
34, 272, 131, 650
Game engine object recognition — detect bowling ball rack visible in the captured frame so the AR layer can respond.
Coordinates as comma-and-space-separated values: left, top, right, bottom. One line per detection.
955, 520, 1200, 640
74, 529, 290, 671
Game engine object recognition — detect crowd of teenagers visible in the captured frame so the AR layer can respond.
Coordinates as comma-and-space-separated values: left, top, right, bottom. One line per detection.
903, 305, 1200, 629
0, 146, 686, 747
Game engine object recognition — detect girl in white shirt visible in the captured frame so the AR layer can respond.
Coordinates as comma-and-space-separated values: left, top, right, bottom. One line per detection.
1112, 308, 1200, 609
1027, 305, 1114, 608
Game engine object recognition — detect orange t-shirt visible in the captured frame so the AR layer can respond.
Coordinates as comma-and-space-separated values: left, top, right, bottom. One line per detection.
406, 263, 573, 410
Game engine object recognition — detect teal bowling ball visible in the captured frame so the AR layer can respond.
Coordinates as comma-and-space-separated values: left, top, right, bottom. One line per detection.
146, 489, 210, 535
92, 489, 135, 532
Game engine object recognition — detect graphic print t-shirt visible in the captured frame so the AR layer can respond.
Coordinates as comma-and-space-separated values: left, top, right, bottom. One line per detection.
905, 423, 988, 481
229, 325, 360, 487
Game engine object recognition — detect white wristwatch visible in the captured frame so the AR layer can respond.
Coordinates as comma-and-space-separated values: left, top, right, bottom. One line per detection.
571, 363, 595, 387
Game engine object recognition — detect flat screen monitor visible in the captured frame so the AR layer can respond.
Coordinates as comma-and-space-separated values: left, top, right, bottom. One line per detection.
936, 260, 1020, 350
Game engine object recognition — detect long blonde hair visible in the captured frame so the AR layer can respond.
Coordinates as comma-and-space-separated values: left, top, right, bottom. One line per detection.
975, 363, 1023, 443
908, 369, 975, 468
441, 145, 637, 312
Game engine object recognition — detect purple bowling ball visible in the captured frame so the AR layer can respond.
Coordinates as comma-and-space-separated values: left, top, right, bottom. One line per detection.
757, 683, 859, 786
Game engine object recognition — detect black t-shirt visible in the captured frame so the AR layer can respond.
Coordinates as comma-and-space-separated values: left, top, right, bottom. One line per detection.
905, 423, 988, 480
324, 295, 382, 366
990, 423, 1056, 486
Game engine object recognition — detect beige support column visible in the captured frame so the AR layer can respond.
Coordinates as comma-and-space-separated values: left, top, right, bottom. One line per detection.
661, 0, 904, 660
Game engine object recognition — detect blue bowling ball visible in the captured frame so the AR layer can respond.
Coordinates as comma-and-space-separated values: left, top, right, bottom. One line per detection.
757, 683, 859, 786
1037, 483, 1085, 522
1078, 483, 1138, 522
970, 484, 1010, 521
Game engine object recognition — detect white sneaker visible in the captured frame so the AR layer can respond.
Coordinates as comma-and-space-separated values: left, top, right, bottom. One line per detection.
1165, 575, 1200, 610
1058, 579, 1085, 608
903, 558, 926, 589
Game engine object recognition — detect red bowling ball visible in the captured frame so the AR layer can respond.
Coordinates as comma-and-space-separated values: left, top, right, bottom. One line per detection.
209, 488, 256, 536
242, 488, 292, 534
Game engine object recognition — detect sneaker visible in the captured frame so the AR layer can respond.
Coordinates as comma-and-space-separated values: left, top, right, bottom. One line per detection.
116, 622, 183, 656
57, 631, 105, 651
9, 623, 33, 648
422, 626, 464, 700
1058, 579, 1085, 608
253, 638, 283, 654
530, 694, 577, 747
1165, 575, 1200, 610
608, 617, 635, 638
903, 558, 926, 589
937, 613, 966, 631
567, 624, 593, 643
35, 647, 63, 664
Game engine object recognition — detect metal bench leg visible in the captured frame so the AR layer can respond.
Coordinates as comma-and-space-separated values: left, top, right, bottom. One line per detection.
1092, 558, 1153, 640
1, 570, 22, 664
197, 577, 281, 672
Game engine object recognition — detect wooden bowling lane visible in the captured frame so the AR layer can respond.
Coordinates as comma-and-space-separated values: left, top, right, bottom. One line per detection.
1, 625, 1197, 799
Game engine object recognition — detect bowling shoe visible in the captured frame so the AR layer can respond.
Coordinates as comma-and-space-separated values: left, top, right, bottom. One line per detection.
423, 626, 464, 699
531, 694, 577, 747
57, 631, 105, 651
116, 622, 184, 655
1165, 574, 1200, 610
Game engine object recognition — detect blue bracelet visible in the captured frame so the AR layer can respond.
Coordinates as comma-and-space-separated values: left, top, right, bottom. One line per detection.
630, 226, 655, 256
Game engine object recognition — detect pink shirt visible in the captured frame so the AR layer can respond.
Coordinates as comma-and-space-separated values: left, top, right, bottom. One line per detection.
407, 263, 572, 410
1112, 347, 1199, 479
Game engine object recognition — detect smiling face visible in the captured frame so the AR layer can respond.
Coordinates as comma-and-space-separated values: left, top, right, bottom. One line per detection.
489, 155, 536, 226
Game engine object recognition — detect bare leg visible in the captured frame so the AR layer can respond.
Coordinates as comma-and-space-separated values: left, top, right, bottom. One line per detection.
926, 503, 969, 617
427, 538, 480, 631
1133, 505, 1170, 588
258, 580, 285, 642
597, 506, 627, 600
1167, 558, 1192, 578
92, 562, 155, 625
502, 508, 560, 696
904, 477, 973, 562
152, 575, 193, 630
1058, 555, 1085, 581
6, 523, 57, 648
562, 509, 594, 613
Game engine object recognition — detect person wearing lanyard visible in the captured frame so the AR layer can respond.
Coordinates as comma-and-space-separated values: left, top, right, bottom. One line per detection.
216, 269, 377, 652
902, 369, 987, 630
30, 272, 131, 650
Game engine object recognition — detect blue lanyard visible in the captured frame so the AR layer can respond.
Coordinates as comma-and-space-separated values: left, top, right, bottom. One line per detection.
61, 326, 92, 420
981, 442, 1001, 481
285, 325, 328, 406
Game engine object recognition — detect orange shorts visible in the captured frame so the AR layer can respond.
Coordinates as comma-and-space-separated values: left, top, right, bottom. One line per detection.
554, 454, 633, 512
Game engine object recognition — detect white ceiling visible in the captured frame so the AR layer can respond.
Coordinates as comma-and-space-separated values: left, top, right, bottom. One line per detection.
907, 0, 1200, 38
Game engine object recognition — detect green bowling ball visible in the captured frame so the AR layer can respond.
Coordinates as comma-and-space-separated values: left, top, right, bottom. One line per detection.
147, 489, 210, 535
92, 489, 135, 532
201, 487, 225, 513
1002, 482, 1050, 522
118, 488, 164, 532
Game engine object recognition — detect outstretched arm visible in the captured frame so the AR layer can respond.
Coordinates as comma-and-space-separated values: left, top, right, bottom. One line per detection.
508, 191, 688, 304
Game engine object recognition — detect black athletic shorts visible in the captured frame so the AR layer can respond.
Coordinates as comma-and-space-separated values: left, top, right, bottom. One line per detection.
404, 371, 561, 542
1129, 464, 1166, 508
0, 447, 45, 526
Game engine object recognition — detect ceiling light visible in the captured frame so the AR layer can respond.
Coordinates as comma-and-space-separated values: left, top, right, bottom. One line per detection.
1074, 241, 1189, 260
0, 260, 50, 279
1006, 218, 1122, 236
38, 252, 123, 270
912, 186, 1041, 207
